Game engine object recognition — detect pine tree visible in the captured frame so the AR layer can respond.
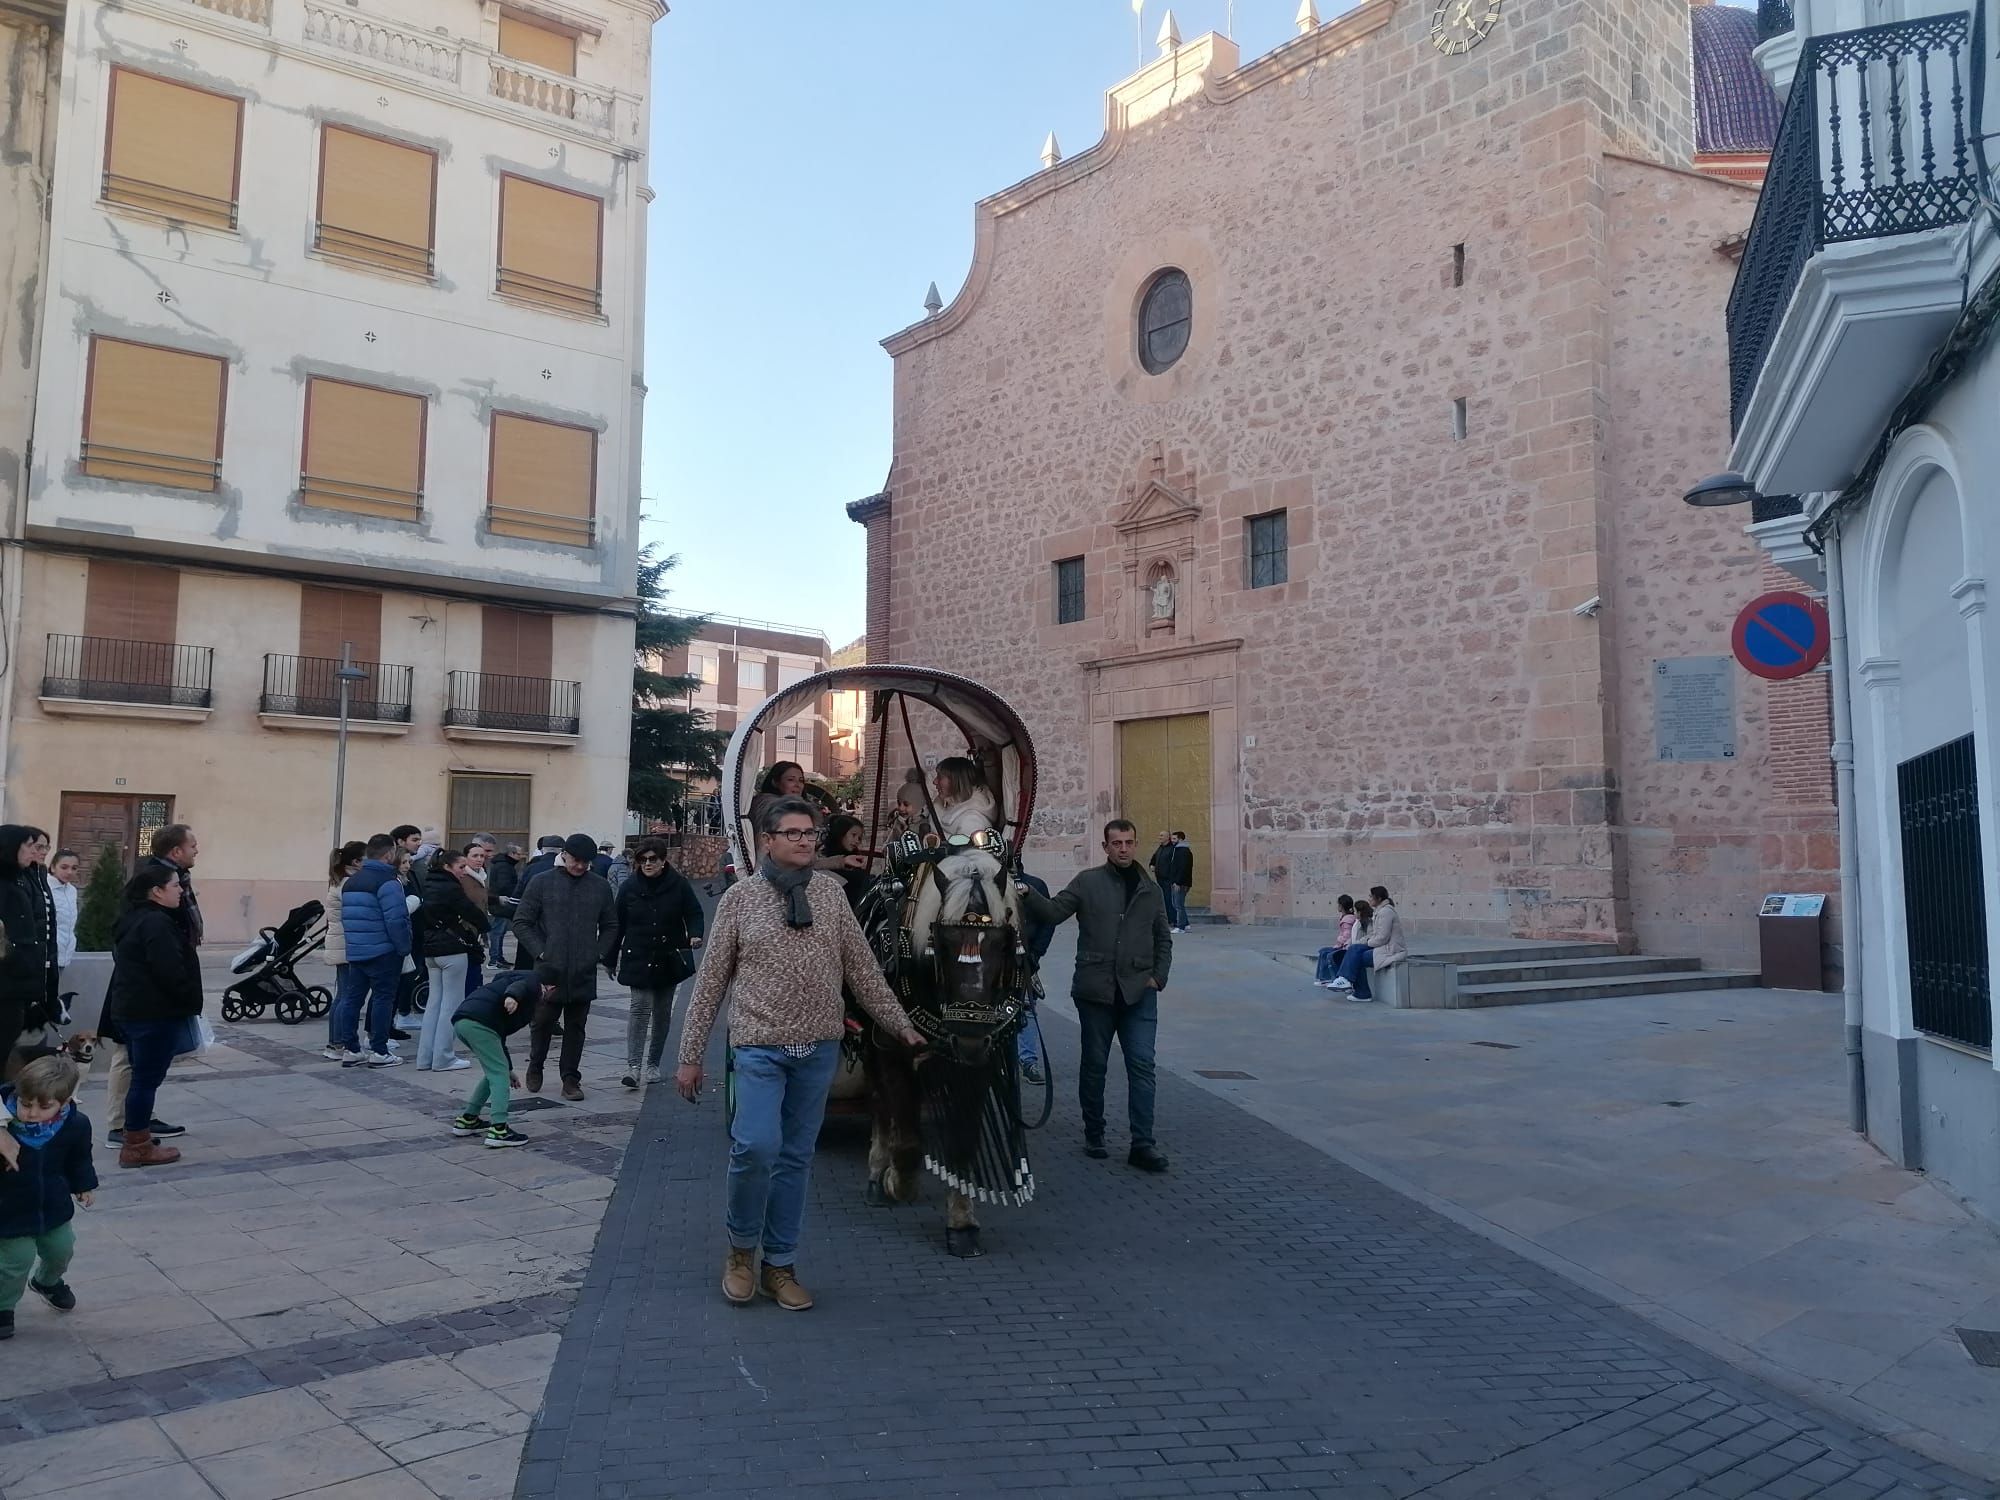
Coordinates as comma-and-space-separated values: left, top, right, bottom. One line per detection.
75, 845, 125, 953
629, 546, 727, 820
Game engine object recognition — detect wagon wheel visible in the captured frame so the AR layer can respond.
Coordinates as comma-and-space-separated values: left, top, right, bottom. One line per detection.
723, 1045, 737, 1133
1019, 1009, 1054, 1130
220, 993, 248, 1024
304, 985, 332, 1019
274, 993, 307, 1026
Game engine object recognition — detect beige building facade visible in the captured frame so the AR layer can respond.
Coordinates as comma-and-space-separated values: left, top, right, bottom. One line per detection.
856, 0, 1834, 971
2, 0, 662, 942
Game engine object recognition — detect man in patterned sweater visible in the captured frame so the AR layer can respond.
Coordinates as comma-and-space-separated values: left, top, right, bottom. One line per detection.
677, 796, 924, 1311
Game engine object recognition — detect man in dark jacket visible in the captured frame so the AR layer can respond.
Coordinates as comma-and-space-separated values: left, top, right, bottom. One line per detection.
1168, 832, 1195, 934
513, 834, 617, 1100
486, 845, 523, 966
142, 824, 203, 949
337, 834, 414, 1067
1020, 818, 1174, 1173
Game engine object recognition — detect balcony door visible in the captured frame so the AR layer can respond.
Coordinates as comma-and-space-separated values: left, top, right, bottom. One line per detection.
298, 586, 384, 717
480, 607, 554, 726
81, 560, 179, 702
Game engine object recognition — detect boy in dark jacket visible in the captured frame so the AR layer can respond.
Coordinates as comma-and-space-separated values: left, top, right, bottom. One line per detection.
0, 1055, 96, 1339
451, 964, 559, 1148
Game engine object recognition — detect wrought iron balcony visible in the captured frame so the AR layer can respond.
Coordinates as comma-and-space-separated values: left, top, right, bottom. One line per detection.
261, 654, 413, 723
444, 670, 580, 737
1756, 0, 1794, 45
42, 635, 213, 709
1727, 12, 1976, 433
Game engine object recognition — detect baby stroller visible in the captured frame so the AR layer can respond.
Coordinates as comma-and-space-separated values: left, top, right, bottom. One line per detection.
222, 899, 332, 1025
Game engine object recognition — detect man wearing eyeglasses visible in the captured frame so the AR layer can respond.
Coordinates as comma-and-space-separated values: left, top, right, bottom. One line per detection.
677, 797, 924, 1311
512, 833, 617, 1101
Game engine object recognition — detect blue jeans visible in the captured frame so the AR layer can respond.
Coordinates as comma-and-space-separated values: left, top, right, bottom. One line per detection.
1076, 991, 1158, 1148
1017, 1006, 1041, 1068
1337, 944, 1375, 999
1315, 947, 1348, 984
487, 917, 511, 966
326, 963, 349, 1045
333, 953, 403, 1055
1164, 885, 1189, 930
727, 1042, 840, 1265
121, 1017, 184, 1133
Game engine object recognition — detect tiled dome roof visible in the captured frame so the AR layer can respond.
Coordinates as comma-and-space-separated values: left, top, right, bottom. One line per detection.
1692, 4, 1783, 154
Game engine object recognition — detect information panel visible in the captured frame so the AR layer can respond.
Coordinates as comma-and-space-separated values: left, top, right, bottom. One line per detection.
1655, 656, 1737, 762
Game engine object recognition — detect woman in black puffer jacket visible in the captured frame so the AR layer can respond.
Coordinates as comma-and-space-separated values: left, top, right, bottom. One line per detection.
105, 864, 202, 1167
0, 825, 57, 1078
416, 851, 487, 1073
610, 838, 704, 1089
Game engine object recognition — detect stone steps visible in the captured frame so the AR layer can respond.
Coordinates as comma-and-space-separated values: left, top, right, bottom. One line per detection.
1454, 965, 1760, 1008
1454, 954, 1704, 985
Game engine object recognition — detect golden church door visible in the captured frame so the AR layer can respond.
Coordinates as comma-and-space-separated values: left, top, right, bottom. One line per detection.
1118, 714, 1211, 908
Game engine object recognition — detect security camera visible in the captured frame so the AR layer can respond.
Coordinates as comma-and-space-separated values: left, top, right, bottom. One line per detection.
1572, 595, 1603, 619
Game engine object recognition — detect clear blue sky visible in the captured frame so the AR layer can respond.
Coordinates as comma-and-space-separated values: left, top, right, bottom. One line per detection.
643, 1, 1751, 641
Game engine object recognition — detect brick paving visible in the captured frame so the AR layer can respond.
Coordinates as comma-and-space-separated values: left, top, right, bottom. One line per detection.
518, 1015, 1991, 1499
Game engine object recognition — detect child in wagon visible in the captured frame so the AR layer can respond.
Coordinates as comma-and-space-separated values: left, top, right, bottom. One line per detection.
907, 756, 1016, 944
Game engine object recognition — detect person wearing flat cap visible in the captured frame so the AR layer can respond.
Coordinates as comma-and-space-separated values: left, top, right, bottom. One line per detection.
511, 833, 617, 1100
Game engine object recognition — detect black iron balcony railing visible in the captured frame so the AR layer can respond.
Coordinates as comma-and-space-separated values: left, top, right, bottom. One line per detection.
42, 634, 214, 709
1757, 0, 1794, 45
1728, 12, 1976, 431
261, 654, 413, 722
444, 670, 580, 736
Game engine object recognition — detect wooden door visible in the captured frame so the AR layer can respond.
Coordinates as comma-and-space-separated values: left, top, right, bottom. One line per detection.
1118, 713, 1213, 908
58, 793, 171, 876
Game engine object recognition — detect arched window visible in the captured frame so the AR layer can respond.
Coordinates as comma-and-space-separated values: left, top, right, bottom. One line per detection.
1138, 269, 1192, 374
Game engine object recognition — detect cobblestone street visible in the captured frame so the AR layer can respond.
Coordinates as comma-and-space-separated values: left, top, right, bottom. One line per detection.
518, 1007, 1992, 1500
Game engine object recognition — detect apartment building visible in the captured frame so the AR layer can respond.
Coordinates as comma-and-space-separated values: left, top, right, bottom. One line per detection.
0, 0, 662, 940
667, 616, 832, 780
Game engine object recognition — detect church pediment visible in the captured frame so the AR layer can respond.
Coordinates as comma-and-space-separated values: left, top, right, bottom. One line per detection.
1115, 479, 1201, 535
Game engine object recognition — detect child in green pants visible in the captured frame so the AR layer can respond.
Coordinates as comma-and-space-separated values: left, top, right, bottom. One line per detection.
450, 963, 558, 1148
0, 1055, 97, 1340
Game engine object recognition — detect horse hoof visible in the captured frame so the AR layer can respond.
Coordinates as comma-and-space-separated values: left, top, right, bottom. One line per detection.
945, 1227, 984, 1259
865, 1179, 895, 1208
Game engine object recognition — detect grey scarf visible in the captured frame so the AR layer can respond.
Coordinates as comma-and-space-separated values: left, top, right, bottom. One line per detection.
759, 856, 815, 929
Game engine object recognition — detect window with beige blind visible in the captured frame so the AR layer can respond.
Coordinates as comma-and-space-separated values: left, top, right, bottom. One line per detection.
497, 11, 577, 75
316, 126, 437, 277
298, 586, 382, 666
487, 412, 596, 546
301, 378, 426, 519
81, 337, 227, 492
102, 67, 243, 229
496, 175, 603, 315
79, 561, 181, 691
448, 772, 532, 856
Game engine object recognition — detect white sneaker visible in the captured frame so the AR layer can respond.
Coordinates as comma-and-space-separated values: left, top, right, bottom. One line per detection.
1347, 994, 1375, 1004
444, 1058, 472, 1071
1330, 977, 1352, 991
366, 1051, 403, 1067
644, 1065, 662, 1085
322, 1045, 349, 1061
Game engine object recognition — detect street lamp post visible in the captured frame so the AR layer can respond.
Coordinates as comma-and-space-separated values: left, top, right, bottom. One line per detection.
330, 641, 371, 847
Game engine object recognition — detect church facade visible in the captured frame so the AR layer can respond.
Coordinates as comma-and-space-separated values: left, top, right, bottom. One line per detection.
854, 0, 1832, 970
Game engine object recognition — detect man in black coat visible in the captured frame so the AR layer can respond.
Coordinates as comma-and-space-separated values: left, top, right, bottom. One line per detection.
1019, 819, 1174, 1173
512, 835, 616, 1100
486, 845, 523, 966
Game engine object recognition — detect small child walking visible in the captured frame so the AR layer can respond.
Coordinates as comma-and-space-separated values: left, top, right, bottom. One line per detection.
450, 963, 558, 1148
0, 1055, 97, 1340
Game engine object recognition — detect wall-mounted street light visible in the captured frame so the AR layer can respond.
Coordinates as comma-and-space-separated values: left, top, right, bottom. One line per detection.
1682, 471, 1760, 507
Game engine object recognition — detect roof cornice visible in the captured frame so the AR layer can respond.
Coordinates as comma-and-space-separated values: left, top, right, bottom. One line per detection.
882, 0, 1397, 358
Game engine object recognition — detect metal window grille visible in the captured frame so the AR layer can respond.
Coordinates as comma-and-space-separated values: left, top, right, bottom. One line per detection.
1138, 269, 1192, 374
314, 223, 435, 278
260, 654, 413, 722
1898, 733, 1990, 1050
448, 772, 531, 855
1757, 0, 1794, 44
1248, 511, 1288, 590
495, 265, 602, 316
1055, 557, 1086, 624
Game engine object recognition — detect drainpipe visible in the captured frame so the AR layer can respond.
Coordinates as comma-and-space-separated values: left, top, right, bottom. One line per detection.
1824, 518, 1865, 1135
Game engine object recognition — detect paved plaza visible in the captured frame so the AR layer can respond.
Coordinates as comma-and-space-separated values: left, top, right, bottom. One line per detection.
1, 933, 1996, 1499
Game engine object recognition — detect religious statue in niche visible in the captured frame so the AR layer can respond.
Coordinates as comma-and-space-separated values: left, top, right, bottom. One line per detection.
1147, 562, 1177, 631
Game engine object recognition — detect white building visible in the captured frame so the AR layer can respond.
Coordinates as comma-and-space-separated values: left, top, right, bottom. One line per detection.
0, 0, 661, 940
668, 615, 833, 778
1727, 0, 2000, 1218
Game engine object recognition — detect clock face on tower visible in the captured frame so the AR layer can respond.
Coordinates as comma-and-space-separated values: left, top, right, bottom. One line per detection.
1430, 0, 1503, 55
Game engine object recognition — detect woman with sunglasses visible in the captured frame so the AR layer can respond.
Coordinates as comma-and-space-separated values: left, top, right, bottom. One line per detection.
610, 837, 705, 1089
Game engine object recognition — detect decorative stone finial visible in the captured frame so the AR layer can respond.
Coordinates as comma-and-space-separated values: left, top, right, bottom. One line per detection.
1041, 132, 1062, 169
923, 282, 943, 317
1295, 0, 1320, 34
1155, 9, 1180, 54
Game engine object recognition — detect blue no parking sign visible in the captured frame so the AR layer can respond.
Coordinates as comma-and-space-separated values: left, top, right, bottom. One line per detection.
1731, 591, 1830, 681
